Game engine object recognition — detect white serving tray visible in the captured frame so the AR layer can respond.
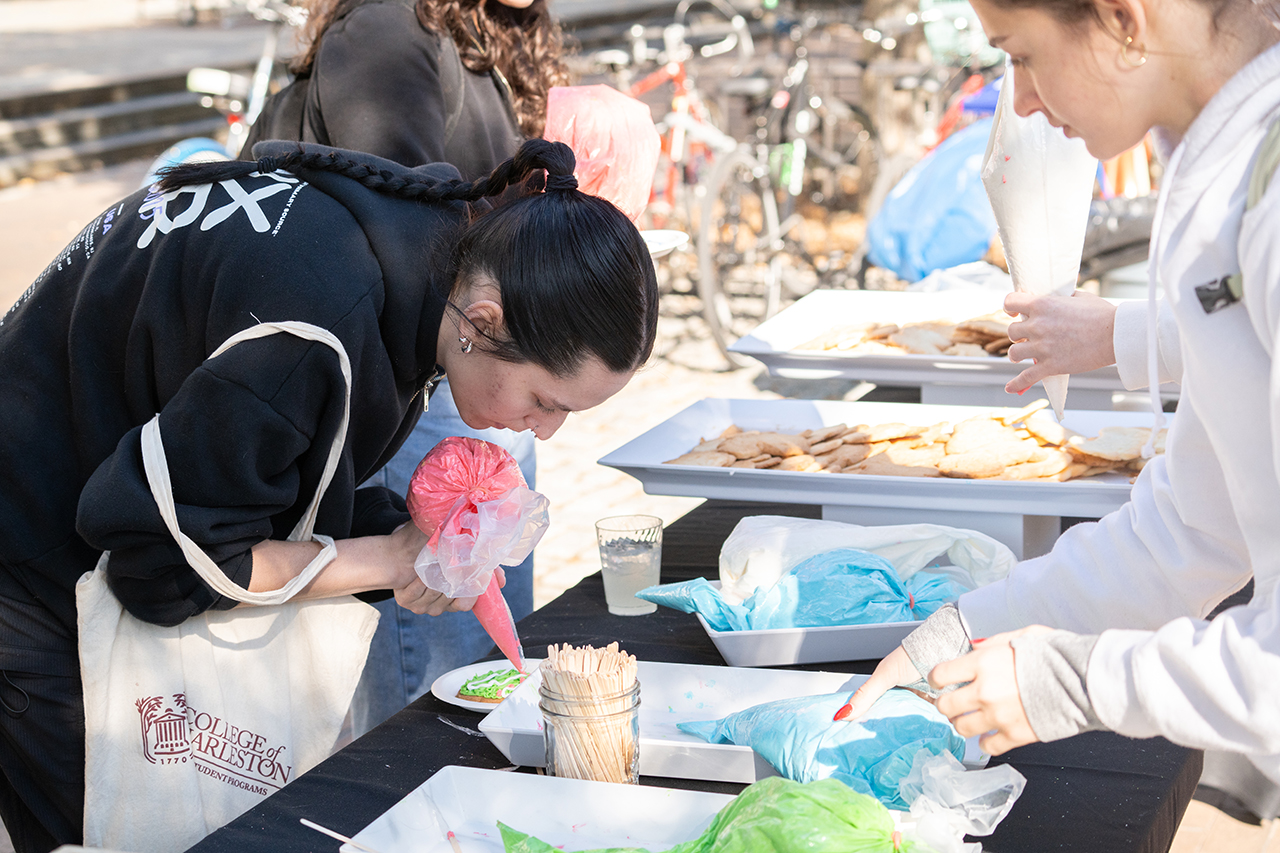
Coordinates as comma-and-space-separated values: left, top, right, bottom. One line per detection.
597, 397, 1157, 514
345, 765, 734, 853
698, 613, 915, 667
478, 660, 981, 784
693, 580, 921, 667
729, 289, 1115, 386
730, 290, 1175, 408
598, 398, 1168, 558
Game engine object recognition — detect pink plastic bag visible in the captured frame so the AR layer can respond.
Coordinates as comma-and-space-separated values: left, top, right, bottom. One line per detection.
544, 84, 661, 222
405, 436, 549, 670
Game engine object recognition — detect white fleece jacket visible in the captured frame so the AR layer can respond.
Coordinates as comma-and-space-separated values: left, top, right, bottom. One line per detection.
1113, 298, 1183, 389
960, 42, 1280, 773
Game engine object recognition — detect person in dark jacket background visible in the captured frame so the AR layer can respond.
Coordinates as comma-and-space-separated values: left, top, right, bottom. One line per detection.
243, 0, 572, 735
252, 0, 566, 172
0, 139, 657, 853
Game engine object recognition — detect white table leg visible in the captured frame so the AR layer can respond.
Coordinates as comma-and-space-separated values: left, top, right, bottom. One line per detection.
820, 505, 1068, 560
921, 383, 1117, 410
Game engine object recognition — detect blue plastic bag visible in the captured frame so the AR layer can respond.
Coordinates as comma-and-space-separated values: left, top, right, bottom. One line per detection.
637, 577, 753, 631
866, 117, 997, 282
637, 548, 968, 631
678, 690, 965, 810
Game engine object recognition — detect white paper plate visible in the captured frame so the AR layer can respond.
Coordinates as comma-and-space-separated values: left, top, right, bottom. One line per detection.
430, 660, 541, 713
479, 660, 984, 784
344, 765, 735, 853
641, 229, 689, 258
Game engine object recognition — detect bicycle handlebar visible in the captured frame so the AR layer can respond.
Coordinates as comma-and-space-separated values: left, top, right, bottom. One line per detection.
672, 0, 754, 61
244, 0, 307, 28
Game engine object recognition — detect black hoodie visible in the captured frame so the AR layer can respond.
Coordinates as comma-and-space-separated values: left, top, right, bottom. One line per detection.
0, 144, 462, 654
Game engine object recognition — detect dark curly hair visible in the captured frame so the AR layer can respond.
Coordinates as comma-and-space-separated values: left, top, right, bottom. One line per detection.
293, 0, 569, 138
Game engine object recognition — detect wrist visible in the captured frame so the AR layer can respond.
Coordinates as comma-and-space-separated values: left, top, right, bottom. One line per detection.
901, 603, 972, 697
1011, 630, 1103, 741
329, 535, 409, 593
1101, 307, 1117, 365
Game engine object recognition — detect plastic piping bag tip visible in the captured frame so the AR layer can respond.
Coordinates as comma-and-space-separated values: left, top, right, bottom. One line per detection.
832, 703, 853, 722
472, 574, 525, 671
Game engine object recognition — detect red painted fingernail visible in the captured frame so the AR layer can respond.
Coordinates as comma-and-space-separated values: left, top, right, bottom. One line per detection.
972, 637, 987, 644
1017, 389, 1026, 396
833, 703, 853, 721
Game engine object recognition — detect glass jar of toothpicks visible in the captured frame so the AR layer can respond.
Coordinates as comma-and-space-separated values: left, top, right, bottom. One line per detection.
538, 642, 640, 784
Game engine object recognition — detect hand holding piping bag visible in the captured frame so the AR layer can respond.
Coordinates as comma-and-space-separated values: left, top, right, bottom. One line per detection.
405, 436, 550, 671
980, 67, 1096, 418
835, 628, 1051, 757
927, 627, 1049, 755
1003, 291, 1118, 395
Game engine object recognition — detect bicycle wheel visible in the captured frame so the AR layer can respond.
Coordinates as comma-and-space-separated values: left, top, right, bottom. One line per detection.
771, 98, 883, 288
806, 99, 882, 215
698, 147, 815, 367
138, 137, 230, 190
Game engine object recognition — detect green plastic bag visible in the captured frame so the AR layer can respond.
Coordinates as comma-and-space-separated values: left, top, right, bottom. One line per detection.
498, 777, 929, 853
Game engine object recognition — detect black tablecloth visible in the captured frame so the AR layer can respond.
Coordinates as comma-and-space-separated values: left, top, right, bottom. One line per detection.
189, 500, 1201, 853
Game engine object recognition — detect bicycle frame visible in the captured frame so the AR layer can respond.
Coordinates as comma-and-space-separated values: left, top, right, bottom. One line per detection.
631, 59, 737, 210
140, 0, 304, 188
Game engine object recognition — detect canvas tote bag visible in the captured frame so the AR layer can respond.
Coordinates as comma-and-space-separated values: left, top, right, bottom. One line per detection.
77, 321, 380, 853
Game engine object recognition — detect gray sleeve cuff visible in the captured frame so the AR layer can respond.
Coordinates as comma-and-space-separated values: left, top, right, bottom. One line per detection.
1012, 630, 1104, 742
901, 604, 972, 697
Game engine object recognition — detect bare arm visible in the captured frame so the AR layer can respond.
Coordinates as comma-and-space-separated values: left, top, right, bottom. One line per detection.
248, 523, 490, 615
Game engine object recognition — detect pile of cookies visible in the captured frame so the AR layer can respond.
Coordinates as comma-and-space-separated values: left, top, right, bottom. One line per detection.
663, 400, 1165, 482
797, 312, 1014, 358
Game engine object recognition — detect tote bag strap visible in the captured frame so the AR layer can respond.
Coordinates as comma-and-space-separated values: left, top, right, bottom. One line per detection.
140, 321, 353, 606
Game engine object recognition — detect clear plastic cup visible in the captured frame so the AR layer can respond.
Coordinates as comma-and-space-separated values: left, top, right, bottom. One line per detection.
596, 515, 662, 616
539, 679, 641, 784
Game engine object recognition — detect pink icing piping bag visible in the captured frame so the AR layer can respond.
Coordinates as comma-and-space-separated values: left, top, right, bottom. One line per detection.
472, 573, 525, 671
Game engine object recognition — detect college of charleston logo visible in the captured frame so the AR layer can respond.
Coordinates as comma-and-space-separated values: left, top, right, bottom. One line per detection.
135, 694, 293, 795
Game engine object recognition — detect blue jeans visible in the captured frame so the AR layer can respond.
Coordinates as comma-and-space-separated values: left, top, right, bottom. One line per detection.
352, 378, 535, 736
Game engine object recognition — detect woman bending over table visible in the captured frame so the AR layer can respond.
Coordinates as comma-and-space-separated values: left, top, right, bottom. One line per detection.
244, 0, 570, 735
844, 0, 1280, 785
0, 138, 656, 852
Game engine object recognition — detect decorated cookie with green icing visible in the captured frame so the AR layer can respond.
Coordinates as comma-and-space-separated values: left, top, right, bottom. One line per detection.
457, 668, 527, 703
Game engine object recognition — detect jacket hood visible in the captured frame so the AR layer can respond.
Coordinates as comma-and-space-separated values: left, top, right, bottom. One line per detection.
252, 140, 468, 386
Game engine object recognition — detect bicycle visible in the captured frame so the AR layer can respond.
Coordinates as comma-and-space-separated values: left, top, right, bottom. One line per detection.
601, 0, 753, 235
140, 0, 306, 187
696, 6, 882, 366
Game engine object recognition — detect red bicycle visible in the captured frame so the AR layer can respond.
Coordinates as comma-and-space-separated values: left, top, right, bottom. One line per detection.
619, 1, 750, 234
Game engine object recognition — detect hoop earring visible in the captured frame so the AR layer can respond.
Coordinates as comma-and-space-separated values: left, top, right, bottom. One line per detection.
1121, 36, 1147, 68
459, 336, 473, 354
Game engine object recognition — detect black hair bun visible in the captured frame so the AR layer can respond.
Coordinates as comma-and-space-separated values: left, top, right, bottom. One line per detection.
545, 173, 579, 191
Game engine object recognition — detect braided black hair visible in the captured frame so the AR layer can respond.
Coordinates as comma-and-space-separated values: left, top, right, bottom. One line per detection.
155, 138, 576, 206
156, 138, 658, 378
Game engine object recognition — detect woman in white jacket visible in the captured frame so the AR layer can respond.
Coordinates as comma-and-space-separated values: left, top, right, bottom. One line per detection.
842, 0, 1280, 787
